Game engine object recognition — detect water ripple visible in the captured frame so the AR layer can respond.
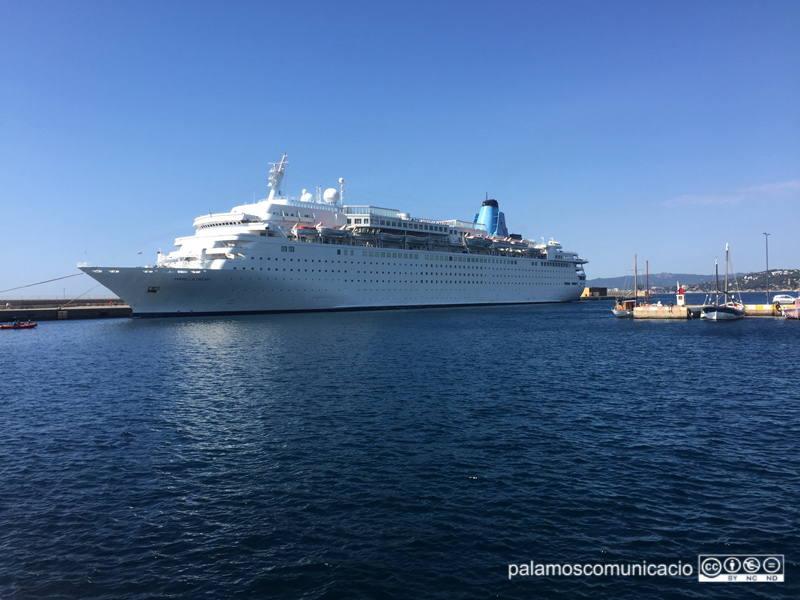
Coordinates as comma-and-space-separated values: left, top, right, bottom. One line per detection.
1, 303, 798, 598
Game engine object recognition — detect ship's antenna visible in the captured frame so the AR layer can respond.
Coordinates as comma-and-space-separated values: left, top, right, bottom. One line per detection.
339, 178, 345, 205
267, 153, 288, 200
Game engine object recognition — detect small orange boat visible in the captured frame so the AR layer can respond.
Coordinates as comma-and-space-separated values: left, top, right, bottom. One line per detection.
0, 321, 37, 330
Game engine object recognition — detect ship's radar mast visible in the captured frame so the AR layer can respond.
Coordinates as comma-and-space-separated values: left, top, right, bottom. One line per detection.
267, 153, 288, 200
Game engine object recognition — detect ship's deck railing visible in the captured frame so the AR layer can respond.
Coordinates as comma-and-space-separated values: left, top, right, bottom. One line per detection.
341, 206, 488, 232
444, 219, 487, 232
342, 207, 489, 233
262, 197, 342, 212
281, 232, 565, 260
342, 205, 400, 218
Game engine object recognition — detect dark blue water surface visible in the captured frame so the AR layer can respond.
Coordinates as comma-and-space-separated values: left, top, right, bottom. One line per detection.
1, 299, 798, 599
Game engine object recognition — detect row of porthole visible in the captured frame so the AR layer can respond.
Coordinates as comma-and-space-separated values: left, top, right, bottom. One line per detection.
260, 253, 575, 270
231, 277, 571, 286
270, 256, 549, 269
275, 243, 580, 266
233, 266, 575, 280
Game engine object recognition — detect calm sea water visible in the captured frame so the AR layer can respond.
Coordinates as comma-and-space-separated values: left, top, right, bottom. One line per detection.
1, 298, 798, 599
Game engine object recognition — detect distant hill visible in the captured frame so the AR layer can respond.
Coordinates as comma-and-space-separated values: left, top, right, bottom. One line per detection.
588, 269, 800, 292
586, 273, 712, 289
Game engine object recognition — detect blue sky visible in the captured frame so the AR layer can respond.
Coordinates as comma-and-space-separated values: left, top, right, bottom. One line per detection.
2, 0, 799, 298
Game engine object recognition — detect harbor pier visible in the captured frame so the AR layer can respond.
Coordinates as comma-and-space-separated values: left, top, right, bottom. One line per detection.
632, 303, 784, 319
633, 304, 693, 319
1, 299, 131, 322
744, 304, 784, 317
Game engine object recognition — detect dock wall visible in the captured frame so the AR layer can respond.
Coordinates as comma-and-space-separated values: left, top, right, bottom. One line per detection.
633, 305, 690, 319
745, 304, 783, 317
2, 305, 131, 321
633, 303, 786, 319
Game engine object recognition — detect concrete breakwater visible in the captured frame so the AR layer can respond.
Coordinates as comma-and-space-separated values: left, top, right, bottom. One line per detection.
1, 299, 131, 321
2, 298, 788, 322
633, 303, 784, 319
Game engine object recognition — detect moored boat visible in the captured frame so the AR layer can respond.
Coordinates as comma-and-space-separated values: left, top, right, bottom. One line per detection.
701, 302, 745, 320
612, 299, 636, 317
78, 155, 588, 317
611, 254, 639, 318
783, 299, 800, 320
700, 244, 745, 321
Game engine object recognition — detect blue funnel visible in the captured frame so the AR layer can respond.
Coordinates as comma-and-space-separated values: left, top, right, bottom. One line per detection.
474, 199, 508, 237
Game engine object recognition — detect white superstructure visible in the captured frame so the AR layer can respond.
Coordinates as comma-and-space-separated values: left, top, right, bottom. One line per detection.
80, 155, 588, 317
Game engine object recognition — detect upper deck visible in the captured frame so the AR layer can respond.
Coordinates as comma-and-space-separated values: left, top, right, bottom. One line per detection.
154, 155, 586, 271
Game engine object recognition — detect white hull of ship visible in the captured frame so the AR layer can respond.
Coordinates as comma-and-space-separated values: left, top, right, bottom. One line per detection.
81, 242, 583, 317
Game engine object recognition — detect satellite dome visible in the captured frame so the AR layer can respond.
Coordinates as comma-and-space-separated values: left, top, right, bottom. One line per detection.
323, 188, 340, 204
300, 189, 314, 202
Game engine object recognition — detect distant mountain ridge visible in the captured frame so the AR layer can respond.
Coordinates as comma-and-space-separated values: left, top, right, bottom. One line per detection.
588, 269, 800, 292
586, 273, 712, 289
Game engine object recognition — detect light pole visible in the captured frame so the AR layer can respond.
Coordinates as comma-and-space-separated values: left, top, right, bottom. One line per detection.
763, 232, 770, 303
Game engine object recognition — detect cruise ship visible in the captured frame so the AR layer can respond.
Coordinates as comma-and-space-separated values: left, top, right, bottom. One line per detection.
80, 155, 588, 317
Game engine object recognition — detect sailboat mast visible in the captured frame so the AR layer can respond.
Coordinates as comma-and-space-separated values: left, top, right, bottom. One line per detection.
646, 260, 650, 303
725, 243, 730, 297
715, 258, 720, 305
634, 254, 638, 305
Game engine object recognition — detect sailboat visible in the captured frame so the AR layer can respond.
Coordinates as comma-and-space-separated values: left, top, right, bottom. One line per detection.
611, 254, 638, 317
700, 243, 745, 321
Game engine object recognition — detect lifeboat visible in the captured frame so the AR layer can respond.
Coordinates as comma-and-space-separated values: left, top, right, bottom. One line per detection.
317, 225, 351, 238
379, 232, 405, 243
464, 235, 492, 248
292, 224, 319, 238
405, 234, 430, 245
490, 237, 515, 249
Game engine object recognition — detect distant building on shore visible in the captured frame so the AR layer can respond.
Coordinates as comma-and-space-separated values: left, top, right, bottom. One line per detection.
582, 287, 607, 298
